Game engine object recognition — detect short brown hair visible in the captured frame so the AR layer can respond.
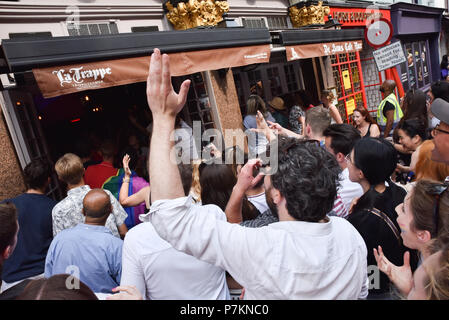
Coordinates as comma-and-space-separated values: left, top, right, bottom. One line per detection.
305, 106, 331, 136
16, 274, 98, 300
0, 202, 18, 254
55, 153, 84, 185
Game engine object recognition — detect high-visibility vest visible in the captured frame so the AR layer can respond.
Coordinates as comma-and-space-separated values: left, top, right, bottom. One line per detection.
377, 93, 403, 126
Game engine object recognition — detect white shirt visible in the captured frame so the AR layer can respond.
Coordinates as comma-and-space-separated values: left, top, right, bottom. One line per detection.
247, 192, 269, 214
338, 168, 364, 214
149, 196, 369, 300
120, 208, 230, 300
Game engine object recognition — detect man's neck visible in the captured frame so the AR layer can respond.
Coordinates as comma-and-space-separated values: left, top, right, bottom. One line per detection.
84, 220, 106, 227
26, 188, 45, 195
67, 179, 85, 191
102, 158, 113, 164
308, 132, 324, 142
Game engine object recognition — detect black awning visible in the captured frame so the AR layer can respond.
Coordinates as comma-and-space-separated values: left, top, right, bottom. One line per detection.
0, 28, 271, 73
279, 29, 364, 46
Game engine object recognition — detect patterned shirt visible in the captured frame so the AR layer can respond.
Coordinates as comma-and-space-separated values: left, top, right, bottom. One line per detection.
240, 209, 278, 228
289, 105, 305, 134
52, 185, 127, 238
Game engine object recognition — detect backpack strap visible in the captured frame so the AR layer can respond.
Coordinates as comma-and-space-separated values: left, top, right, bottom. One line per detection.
365, 207, 401, 241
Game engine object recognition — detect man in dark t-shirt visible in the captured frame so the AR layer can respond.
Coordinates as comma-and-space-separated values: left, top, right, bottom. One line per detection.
0, 159, 56, 292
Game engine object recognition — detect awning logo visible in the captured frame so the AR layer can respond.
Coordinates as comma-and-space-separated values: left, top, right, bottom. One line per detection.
52, 66, 112, 87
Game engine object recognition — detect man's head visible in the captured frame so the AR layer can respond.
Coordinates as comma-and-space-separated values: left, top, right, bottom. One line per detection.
380, 80, 396, 95
431, 98, 449, 164
82, 189, 112, 224
23, 159, 52, 191
305, 106, 331, 139
0, 202, 18, 264
264, 137, 341, 222
55, 153, 84, 185
100, 140, 115, 162
430, 81, 449, 104
323, 124, 361, 169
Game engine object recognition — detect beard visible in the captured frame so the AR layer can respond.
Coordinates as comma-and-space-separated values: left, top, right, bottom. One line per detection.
265, 187, 279, 220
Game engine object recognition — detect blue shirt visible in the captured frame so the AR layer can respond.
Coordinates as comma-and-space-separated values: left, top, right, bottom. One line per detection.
1, 193, 56, 283
44, 223, 123, 294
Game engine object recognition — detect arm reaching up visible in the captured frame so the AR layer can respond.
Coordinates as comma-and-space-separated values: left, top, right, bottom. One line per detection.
146, 49, 191, 202
225, 159, 264, 223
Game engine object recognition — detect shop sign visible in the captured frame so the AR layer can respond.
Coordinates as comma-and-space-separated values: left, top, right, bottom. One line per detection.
345, 98, 356, 115
342, 70, 352, 90
33, 44, 271, 98
327, 8, 391, 27
373, 41, 406, 72
286, 40, 363, 61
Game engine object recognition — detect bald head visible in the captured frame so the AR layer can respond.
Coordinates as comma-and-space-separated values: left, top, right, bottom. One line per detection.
82, 189, 112, 220
381, 80, 396, 94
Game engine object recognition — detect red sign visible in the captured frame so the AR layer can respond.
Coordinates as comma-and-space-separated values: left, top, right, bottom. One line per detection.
325, 7, 391, 27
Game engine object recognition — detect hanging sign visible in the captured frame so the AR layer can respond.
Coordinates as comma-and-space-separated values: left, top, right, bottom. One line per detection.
345, 98, 356, 115
364, 18, 393, 49
373, 41, 407, 72
342, 70, 352, 90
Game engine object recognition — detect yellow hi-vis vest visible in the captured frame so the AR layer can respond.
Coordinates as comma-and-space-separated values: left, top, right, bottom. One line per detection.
377, 93, 403, 127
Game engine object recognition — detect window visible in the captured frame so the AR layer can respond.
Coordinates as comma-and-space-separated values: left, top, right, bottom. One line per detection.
241, 18, 267, 29
67, 22, 119, 36
267, 16, 289, 30
398, 40, 432, 92
330, 51, 367, 123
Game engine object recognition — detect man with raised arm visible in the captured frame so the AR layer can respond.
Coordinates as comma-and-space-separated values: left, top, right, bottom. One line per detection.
146, 49, 368, 299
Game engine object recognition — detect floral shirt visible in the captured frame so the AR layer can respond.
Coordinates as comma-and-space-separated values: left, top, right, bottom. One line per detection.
289, 105, 305, 134
52, 185, 127, 238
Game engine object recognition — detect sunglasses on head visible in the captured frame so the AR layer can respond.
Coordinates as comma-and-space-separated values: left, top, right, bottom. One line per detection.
428, 177, 449, 238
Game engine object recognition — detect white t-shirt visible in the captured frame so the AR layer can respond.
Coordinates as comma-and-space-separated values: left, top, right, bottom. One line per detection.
247, 192, 269, 214
338, 168, 364, 214
120, 206, 230, 300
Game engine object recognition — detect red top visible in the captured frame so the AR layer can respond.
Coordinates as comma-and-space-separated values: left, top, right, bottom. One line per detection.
84, 161, 118, 189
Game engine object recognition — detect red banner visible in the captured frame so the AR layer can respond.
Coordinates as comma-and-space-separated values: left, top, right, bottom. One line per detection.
326, 7, 391, 27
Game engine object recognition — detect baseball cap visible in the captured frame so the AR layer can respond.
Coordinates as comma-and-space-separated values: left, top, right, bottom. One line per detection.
431, 98, 449, 124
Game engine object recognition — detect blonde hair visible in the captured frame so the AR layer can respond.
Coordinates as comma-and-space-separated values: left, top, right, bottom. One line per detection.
425, 244, 449, 300
246, 95, 267, 116
321, 89, 335, 102
415, 140, 449, 182
55, 153, 84, 185
191, 160, 202, 202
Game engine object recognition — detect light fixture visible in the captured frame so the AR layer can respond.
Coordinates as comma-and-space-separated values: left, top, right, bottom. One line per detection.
16, 101, 21, 106
38, 115, 42, 120
85, 96, 90, 101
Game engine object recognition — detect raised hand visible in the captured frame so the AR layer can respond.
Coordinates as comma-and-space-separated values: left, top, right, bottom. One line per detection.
373, 246, 413, 295
122, 154, 132, 177
146, 48, 191, 120
235, 158, 265, 193
250, 111, 276, 141
107, 285, 143, 300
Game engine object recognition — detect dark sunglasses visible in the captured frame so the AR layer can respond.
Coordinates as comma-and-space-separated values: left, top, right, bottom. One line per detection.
428, 177, 449, 238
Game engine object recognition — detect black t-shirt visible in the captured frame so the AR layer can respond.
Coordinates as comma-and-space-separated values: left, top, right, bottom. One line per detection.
347, 183, 412, 296
1, 194, 56, 283
382, 101, 396, 118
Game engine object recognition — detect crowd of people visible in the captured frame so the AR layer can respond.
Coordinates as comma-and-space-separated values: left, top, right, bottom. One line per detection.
1, 48, 449, 300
